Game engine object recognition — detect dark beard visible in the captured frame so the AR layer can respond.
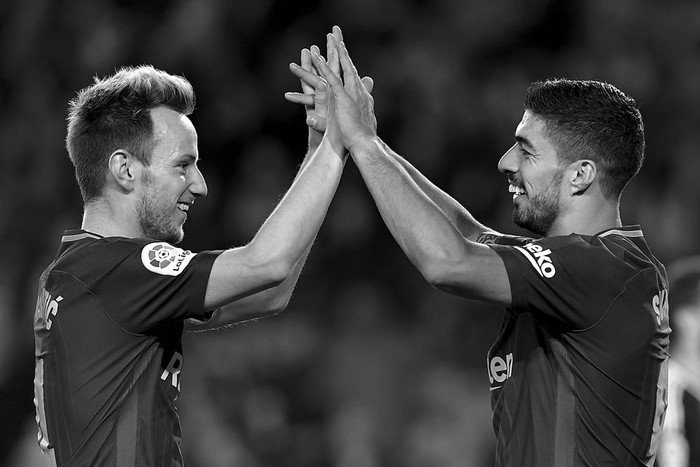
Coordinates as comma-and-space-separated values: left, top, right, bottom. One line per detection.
512, 171, 562, 237
513, 199, 558, 237
138, 170, 184, 244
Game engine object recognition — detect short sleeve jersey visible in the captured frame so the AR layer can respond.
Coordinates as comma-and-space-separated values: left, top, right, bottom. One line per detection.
486, 226, 670, 467
33, 230, 222, 467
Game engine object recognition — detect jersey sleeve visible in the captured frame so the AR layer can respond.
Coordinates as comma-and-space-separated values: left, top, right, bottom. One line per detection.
488, 235, 636, 330
85, 239, 222, 333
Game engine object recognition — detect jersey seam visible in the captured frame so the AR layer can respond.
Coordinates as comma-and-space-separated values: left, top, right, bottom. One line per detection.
572, 266, 656, 333
50, 270, 147, 337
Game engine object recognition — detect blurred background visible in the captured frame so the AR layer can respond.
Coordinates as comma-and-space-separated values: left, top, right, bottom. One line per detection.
1, 0, 698, 465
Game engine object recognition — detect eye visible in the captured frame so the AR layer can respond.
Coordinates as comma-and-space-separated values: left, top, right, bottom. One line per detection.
517, 144, 532, 158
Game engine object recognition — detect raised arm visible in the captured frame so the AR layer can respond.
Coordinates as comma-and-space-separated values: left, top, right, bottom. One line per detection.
187, 39, 346, 331
378, 139, 499, 242
286, 28, 495, 242
309, 30, 511, 306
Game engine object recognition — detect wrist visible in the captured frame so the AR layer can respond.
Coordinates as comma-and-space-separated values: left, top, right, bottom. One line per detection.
318, 135, 347, 162
308, 130, 322, 153
347, 135, 381, 159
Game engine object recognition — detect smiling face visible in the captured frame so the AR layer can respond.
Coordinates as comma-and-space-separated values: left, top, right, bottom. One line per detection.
498, 110, 565, 236
136, 106, 207, 244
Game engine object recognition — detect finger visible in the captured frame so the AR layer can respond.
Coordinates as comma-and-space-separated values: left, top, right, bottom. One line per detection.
309, 45, 326, 82
301, 48, 313, 73
284, 92, 315, 106
336, 40, 361, 93
310, 45, 324, 63
361, 76, 374, 94
310, 52, 344, 90
289, 62, 325, 89
300, 48, 314, 95
332, 25, 344, 44
326, 33, 340, 77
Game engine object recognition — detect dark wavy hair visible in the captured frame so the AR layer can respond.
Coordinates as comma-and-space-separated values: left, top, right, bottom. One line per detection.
524, 79, 645, 200
66, 65, 195, 203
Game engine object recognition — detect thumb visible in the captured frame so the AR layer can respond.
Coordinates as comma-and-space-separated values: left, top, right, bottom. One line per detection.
361, 76, 374, 94
306, 116, 327, 132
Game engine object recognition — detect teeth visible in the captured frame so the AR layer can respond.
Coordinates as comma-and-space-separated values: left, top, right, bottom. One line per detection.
177, 203, 190, 211
508, 184, 526, 200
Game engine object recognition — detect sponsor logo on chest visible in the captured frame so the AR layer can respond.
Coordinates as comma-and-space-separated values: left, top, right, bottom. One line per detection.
488, 352, 514, 390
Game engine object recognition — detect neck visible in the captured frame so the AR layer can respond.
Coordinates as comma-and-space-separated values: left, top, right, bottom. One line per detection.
81, 199, 143, 238
546, 192, 621, 237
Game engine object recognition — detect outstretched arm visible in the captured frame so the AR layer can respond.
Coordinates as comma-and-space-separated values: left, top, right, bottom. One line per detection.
286, 27, 495, 242
308, 30, 511, 306
187, 39, 346, 331
378, 140, 499, 242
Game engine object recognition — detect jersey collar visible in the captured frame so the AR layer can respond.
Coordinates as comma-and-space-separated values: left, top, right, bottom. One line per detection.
597, 225, 643, 239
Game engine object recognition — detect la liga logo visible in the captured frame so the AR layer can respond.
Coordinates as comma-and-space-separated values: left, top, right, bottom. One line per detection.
141, 242, 195, 276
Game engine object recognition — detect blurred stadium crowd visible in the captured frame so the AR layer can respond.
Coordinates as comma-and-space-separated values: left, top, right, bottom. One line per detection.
1, 0, 699, 466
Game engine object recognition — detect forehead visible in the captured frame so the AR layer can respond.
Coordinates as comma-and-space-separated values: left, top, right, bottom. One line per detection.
516, 110, 546, 142
149, 106, 198, 160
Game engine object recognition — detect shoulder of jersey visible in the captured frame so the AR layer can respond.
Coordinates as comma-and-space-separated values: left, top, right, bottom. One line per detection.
140, 242, 196, 276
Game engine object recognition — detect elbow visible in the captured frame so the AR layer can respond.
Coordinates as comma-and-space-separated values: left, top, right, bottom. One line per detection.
248, 245, 294, 290
414, 250, 454, 289
422, 265, 452, 291
261, 290, 293, 317
423, 267, 465, 297
417, 252, 469, 295
263, 259, 293, 289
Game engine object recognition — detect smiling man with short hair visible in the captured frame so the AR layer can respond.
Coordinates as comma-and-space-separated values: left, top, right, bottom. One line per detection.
288, 26, 671, 466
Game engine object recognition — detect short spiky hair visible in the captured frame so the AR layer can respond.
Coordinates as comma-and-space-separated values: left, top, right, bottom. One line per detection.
66, 65, 195, 203
524, 79, 645, 200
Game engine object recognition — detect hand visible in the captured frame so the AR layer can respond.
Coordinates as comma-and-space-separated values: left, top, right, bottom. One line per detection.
310, 27, 377, 154
285, 30, 344, 154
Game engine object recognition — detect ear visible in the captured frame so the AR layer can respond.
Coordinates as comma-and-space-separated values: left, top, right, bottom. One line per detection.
107, 150, 140, 192
568, 160, 597, 195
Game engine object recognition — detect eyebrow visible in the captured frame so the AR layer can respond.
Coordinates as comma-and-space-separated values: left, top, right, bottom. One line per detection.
515, 135, 535, 151
176, 154, 198, 164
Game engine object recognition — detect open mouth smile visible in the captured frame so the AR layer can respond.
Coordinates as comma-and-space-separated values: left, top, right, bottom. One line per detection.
508, 184, 527, 201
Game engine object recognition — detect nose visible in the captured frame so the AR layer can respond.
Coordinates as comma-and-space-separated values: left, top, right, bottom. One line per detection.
498, 143, 518, 174
190, 166, 208, 198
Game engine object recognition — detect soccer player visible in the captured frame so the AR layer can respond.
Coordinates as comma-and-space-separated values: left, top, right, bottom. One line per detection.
287, 27, 670, 466
657, 257, 700, 467
33, 44, 345, 466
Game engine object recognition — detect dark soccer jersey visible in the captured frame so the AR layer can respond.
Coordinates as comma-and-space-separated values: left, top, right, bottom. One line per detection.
33, 230, 221, 467
486, 226, 670, 467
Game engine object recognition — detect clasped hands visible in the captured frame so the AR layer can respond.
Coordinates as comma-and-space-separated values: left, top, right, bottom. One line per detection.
285, 25, 376, 158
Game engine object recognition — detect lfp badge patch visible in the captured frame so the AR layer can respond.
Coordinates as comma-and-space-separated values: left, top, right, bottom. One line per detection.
141, 243, 195, 276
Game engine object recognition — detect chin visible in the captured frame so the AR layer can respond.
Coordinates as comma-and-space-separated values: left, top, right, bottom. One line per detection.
513, 213, 548, 237
169, 231, 185, 245
152, 228, 184, 245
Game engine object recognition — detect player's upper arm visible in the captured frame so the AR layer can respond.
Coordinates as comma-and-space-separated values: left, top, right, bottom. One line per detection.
202, 245, 291, 311
422, 237, 512, 307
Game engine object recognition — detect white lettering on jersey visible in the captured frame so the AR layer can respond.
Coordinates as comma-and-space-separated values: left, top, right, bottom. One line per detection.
36, 288, 63, 330
161, 351, 183, 391
488, 352, 514, 388
652, 288, 669, 326
141, 243, 195, 276
514, 243, 556, 278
